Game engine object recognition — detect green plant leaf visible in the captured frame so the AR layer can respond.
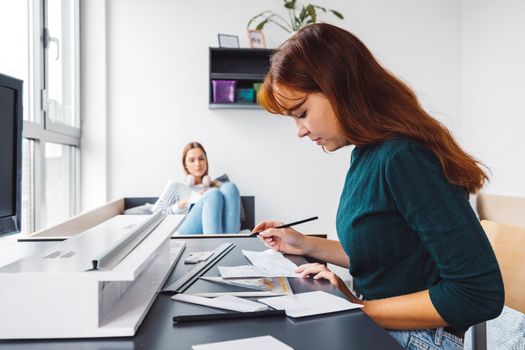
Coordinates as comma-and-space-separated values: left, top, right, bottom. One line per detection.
255, 18, 270, 31
252, 13, 293, 32
248, 11, 293, 32
267, 17, 293, 33
330, 10, 344, 19
293, 17, 300, 30
313, 5, 327, 13
298, 6, 308, 21
312, 5, 344, 21
247, 10, 274, 29
306, 4, 316, 23
247, 1, 343, 32
284, 0, 297, 10
272, 12, 295, 32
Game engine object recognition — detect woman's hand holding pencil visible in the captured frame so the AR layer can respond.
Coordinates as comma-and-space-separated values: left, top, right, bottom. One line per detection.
252, 217, 318, 255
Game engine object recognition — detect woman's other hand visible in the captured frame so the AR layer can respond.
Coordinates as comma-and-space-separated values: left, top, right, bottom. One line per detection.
177, 198, 189, 209
294, 263, 362, 304
252, 220, 306, 255
295, 262, 341, 286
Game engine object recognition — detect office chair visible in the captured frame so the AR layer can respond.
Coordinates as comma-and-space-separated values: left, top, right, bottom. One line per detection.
470, 193, 525, 350
476, 193, 525, 228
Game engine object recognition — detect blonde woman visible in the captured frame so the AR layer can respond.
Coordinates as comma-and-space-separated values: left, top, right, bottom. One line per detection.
152, 142, 241, 234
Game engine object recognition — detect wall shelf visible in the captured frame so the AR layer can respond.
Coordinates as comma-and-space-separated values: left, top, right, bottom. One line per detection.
209, 47, 273, 109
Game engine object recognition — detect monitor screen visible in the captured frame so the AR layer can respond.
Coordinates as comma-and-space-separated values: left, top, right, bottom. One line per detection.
0, 73, 22, 235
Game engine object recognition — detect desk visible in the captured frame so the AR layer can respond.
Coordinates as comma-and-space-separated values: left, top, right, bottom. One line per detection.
0, 237, 402, 349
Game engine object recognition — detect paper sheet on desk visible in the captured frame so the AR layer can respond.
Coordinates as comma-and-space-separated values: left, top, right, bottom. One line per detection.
241, 249, 301, 277
218, 265, 300, 278
259, 291, 363, 318
192, 335, 293, 350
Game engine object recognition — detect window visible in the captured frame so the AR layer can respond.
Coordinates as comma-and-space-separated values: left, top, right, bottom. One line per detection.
21, 139, 35, 233
1, 0, 81, 233
44, 0, 80, 130
43, 142, 78, 228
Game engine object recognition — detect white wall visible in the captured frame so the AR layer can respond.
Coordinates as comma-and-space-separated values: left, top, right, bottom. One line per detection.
81, 0, 461, 237
80, 0, 109, 212
461, 0, 525, 197
0, 0, 29, 108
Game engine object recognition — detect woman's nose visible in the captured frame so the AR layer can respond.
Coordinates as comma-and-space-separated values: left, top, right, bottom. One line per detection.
296, 126, 309, 138
294, 119, 309, 138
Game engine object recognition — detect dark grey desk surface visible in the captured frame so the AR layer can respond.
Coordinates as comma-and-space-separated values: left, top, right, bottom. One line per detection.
0, 237, 402, 350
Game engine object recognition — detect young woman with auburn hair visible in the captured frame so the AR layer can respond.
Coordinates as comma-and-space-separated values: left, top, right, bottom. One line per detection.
253, 23, 503, 350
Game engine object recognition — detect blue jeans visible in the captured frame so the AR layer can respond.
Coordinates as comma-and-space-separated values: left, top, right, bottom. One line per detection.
177, 183, 241, 234
388, 328, 464, 350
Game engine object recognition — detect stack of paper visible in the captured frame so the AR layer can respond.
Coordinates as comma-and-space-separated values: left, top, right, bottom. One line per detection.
258, 291, 363, 318
171, 294, 268, 312
217, 250, 300, 278
197, 276, 292, 297
218, 265, 296, 278
243, 249, 300, 277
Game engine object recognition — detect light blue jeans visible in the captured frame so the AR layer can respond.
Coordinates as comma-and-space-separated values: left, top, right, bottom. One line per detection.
388, 328, 464, 350
178, 182, 241, 234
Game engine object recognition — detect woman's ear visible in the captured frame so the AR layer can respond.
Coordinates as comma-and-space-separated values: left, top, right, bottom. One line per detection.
202, 175, 211, 188
185, 174, 195, 186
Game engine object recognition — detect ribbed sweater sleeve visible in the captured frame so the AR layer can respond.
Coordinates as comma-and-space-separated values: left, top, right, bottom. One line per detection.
152, 180, 191, 215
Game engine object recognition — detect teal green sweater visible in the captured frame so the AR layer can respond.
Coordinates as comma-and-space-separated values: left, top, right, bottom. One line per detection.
336, 137, 504, 330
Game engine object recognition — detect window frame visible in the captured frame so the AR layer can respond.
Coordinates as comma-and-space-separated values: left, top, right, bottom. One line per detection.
22, 0, 81, 232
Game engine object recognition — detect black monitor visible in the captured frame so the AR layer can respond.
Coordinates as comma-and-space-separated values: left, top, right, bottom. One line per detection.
0, 73, 23, 236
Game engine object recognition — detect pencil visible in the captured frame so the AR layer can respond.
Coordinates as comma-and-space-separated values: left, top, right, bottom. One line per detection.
249, 216, 318, 237
172, 309, 286, 324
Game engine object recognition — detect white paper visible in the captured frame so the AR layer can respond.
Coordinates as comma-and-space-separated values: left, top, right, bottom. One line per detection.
215, 295, 269, 310
258, 291, 363, 318
193, 291, 282, 297
218, 265, 299, 278
242, 249, 301, 277
192, 335, 293, 350
171, 294, 267, 312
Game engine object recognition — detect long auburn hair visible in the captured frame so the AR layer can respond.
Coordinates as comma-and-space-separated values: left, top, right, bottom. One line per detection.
181, 141, 209, 176
259, 23, 487, 194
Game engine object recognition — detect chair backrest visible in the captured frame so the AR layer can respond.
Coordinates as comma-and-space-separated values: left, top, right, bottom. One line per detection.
239, 196, 255, 230
481, 220, 525, 313
476, 193, 525, 227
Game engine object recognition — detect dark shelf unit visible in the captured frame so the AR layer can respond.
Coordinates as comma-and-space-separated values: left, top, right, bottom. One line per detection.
209, 48, 273, 109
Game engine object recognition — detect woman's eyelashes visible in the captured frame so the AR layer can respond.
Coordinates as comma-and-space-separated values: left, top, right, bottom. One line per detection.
298, 111, 307, 119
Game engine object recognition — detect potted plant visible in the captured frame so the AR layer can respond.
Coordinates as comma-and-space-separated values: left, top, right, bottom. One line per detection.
247, 0, 344, 34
